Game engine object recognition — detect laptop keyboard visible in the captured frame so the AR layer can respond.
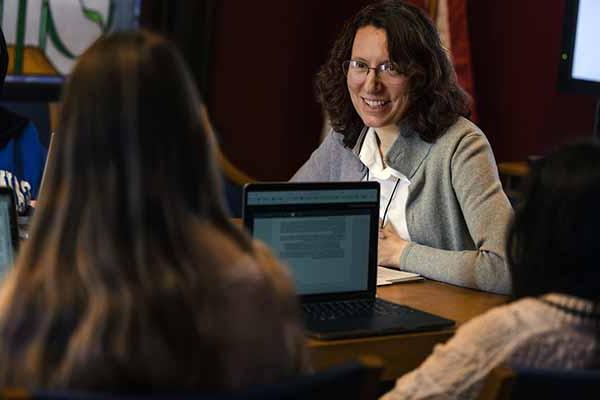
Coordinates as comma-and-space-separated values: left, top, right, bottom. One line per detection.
302, 298, 416, 321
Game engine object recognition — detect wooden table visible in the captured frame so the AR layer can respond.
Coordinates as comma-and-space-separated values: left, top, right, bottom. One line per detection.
308, 280, 507, 380
231, 219, 508, 380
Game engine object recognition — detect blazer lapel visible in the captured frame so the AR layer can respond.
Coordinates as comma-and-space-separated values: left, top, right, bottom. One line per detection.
336, 126, 369, 181
385, 123, 432, 179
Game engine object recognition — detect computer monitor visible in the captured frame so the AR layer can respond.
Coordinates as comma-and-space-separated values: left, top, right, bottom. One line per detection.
558, 0, 600, 95
1, 0, 142, 101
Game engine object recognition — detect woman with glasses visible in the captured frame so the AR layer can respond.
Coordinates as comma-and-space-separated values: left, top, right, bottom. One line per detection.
292, 0, 512, 294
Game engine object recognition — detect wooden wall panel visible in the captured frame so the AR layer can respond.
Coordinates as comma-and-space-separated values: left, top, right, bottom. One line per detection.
207, 1, 371, 181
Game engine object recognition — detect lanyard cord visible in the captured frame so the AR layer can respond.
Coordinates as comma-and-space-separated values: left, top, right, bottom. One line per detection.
367, 170, 401, 229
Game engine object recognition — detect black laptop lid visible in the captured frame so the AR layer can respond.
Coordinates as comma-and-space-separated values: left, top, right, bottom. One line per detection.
243, 182, 380, 302
0, 187, 19, 279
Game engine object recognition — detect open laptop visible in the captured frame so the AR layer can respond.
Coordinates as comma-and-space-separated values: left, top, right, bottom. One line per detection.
0, 187, 19, 280
243, 181, 454, 340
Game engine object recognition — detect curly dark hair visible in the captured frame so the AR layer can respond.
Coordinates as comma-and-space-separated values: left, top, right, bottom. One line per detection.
316, 0, 471, 147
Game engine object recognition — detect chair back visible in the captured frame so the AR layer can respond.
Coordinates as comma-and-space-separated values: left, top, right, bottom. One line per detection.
478, 365, 600, 400
0, 357, 382, 400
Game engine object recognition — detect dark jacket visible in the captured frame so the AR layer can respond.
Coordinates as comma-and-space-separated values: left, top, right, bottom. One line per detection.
0, 26, 47, 213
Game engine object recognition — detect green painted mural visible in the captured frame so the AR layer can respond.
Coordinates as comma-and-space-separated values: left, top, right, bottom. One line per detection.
1, 0, 137, 77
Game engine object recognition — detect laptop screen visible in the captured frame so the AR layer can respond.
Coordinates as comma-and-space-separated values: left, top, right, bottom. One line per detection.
243, 182, 379, 296
0, 188, 18, 279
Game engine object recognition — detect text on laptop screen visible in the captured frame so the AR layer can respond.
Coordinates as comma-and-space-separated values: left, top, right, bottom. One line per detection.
246, 188, 378, 295
0, 195, 15, 279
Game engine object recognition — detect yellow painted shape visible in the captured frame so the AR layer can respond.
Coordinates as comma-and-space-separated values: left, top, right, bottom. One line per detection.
7, 46, 59, 75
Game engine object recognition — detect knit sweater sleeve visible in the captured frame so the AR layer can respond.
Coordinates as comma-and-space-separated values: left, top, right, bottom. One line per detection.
380, 303, 527, 400
381, 296, 599, 399
399, 132, 513, 294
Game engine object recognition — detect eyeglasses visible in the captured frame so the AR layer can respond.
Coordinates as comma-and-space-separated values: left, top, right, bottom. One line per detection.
342, 60, 405, 84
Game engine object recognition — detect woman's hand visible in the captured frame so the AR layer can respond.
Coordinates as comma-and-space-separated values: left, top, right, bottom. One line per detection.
378, 221, 409, 269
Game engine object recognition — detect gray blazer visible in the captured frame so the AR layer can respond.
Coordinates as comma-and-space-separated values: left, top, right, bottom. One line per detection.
292, 117, 513, 294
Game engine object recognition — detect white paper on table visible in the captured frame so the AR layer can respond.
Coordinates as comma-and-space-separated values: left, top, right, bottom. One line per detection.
377, 266, 423, 286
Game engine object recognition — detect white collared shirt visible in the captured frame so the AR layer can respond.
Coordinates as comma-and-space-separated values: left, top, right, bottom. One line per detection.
359, 128, 411, 240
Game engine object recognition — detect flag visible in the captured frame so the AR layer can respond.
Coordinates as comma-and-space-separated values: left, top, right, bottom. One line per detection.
410, 0, 477, 119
